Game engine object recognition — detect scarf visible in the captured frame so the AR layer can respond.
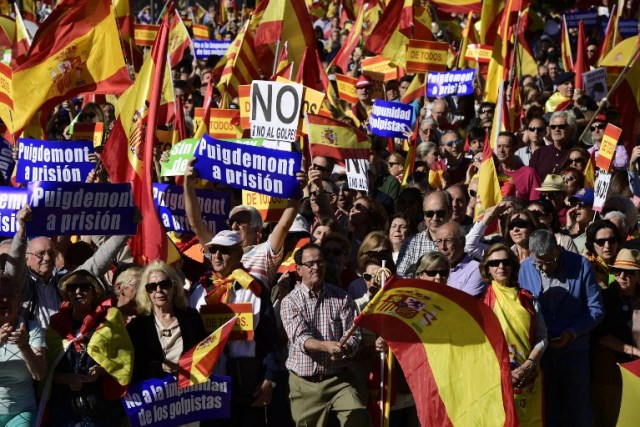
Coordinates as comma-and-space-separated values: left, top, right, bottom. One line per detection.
49, 298, 113, 352
200, 267, 261, 305
588, 255, 612, 289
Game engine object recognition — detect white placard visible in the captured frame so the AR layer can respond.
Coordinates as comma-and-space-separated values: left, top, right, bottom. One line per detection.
582, 68, 608, 102
250, 81, 303, 147
593, 172, 611, 212
345, 158, 369, 193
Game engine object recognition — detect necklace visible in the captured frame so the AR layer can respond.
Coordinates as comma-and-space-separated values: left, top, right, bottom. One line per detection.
154, 315, 173, 337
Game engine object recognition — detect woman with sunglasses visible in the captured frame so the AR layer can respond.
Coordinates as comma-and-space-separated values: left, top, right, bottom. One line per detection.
527, 200, 578, 253
504, 210, 542, 263
415, 252, 450, 284
561, 166, 584, 197
46, 269, 133, 426
480, 244, 547, 426
127, 261, 206, 384
591, 249, 640, 426
563, 148, 589, 174
585, 220, 624, 289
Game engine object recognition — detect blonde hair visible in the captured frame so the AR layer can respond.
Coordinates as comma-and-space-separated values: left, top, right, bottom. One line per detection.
114, 266, 142, 288
135, 261, 188, 314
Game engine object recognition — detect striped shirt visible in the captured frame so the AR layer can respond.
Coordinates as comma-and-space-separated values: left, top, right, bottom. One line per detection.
242, 240, 283, 290
396, 229, 438, 277
281, 282, 360, 377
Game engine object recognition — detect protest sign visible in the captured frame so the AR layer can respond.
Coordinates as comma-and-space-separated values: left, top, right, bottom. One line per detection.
427, 69, 476, 97
153, 183, 230, 234
134, 24, 159, 46
464, 44, 492, 63
161, 138, 200, 177
200, 303, 254, 340
335, 74, 358, 104
194, 135, 303, 199
275, 77, 326, 116
582, 68, 607, 102
250, 81, 303, 148
122, 375, 231, 427
0, 187, 28, 237
563, 10, 599, 28
192, 24, 210, 40
619, 19, 639, 38
193, 108, 242, 139
242, 190, 288, 222
27, 182, 136, 237
368, 100, 412, 138
238, 85, 250, 129
595, 123, 622, 171
593, 172, 611, 212
72, 122, 105, 148
361, 56, 399, 80
0, 137, 15, 182
16, 139, 95, 184
346, 158, 369, 193
193, 40, 232, 59
406, 40, 449, 73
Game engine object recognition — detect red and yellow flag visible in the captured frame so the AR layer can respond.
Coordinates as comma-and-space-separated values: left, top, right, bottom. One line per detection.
364, 0, 414, 68
618, 359, 640, 426
598, 6, 621, 66
560, 16, 573, 72
307, 113, 371, 166
431, 0, 481, 14
217, 21, 261, 99
355, 277, 517, 426
169, 10, 193, 68
178, 315, 238, 388
574, 20, 588, 91
400, 73, 424, 104
329, 0, 366, 73
608, 51, 640, 150
21, 0, 36, 22
11, 0, 130, 136
475, 133, 502, 221
278, 237, 310, 273
11, 3, 31, 68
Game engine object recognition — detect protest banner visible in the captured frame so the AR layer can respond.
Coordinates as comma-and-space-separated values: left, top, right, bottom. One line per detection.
153, 183, 230, 234
27, 182, 136, 237
200, 303, 254, 340
193, 40, 232, 59
427, 69, 476, 97
122, 375, 231, 427
345, 158, 369, 193
134, 24, 159, 46
193, 135, 303, 199
406, 39, 449, 73
0, 137, 15, 182
192, 24, 210, 40
16, 139, 95, 184
563, 10, 599, 28
368, 100, 412, 138
582, 68, 607, 102
619, 19, 640, 38
161, 138, 200, 177
335, 74, 358, 104
595, 123, 622, 171
361, 56, 399, 80
0, 186, 28, 237
250, 81, 303, 149
275, 77, 326, 116
193, 108, 242, 139
72, 122, 105, 148
464, 44, 492, 63
242, 190, 288, 222
238, 85, 250, 129
593, 172, 611, 212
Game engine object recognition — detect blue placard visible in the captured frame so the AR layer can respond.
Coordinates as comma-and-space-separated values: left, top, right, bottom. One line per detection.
427, 69, 476, 97
564, 10, 599, 28
153, 183, 230, 234
0, 187, 28, 236
194, 135, 303, 199
26, 182, 136, 237
122, 375, 231, 427
0, 137, 15, 182
619, 19, 639, 38
368, 100, 413, 138
16, 138, 95, 184
193, 40, 232, 59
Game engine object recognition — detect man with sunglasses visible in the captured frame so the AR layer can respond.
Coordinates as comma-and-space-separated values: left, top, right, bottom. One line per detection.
586, 114, 629, 170
530, 110, 577, 181
396, 191, 452, 277
435, 222, 484, 296
496, 131, 541, 202
519, 230, 603, 427
516, 116, 548, 166
440, 130, 469, 185
565, 188, 595, 254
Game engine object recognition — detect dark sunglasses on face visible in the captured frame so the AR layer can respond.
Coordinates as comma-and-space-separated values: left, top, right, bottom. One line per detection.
528, 126, 545, 133
593, 237, 618, 247
363, 273, 374, 282
569, 157, 585, 164
67, 282, 93, 293
590, 123, 606, 131
480, 109, 493, 115
424, 210, 447, 219
486, 258, 512, 268
208, 245, 233, 255
549, 124, 567, 130
145, 279, 173, 293
528, 209, 546, 218
468, 189, 477, 198
311, 163, 329, 172
420, 269, 449, 278
612, 268, 639, 277
508, 219, 531, 230
445, 139, 464, 147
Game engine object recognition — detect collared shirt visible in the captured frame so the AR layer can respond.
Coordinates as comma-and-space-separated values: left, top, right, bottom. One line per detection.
22, 270, 64, 329
588, 144, 629, 170
396, 230, 438, 277
447, 255, 485, 297
281, 282, 360, 377
241, 240, 283, 290
529, 144, 570, 181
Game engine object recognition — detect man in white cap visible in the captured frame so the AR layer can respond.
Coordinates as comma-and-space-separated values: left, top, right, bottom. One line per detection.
351, 75, 373, 126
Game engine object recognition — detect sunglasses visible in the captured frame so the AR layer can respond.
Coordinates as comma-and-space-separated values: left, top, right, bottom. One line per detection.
593, 237, 618, 246
534, 257, 558, 268
569, 157, 585, 164
549, 124, 567, 130
420, 269, 449, 278
445, 139, 464, 147
145, 279, 174, 293
486, 258, 512, 268
424, 210, 448, 219
66, 282, 93, 293
612, 268, 639, 277
508, 219, 531, 230
311, 163, 330, 172
590, 123, 606, 131
528, 126, 545, 133
528, 209, 547, 218
480, 109, 493, 115
363, 273, 375, 282
208, 245, 234, 255
468, 189, 477, 198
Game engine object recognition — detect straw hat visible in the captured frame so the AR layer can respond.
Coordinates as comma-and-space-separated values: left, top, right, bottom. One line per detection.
610, 249, 640, 271
535, 174, 566, 192
58, 269, 107, 301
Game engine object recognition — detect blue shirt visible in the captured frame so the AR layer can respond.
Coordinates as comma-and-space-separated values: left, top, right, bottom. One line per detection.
448, 254, 485, 297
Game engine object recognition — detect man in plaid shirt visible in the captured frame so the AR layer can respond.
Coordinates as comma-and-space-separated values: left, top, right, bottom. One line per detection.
281, 243, 371, 427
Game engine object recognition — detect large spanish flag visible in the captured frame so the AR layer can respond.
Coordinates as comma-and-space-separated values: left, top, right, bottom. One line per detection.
169, 10, 192, 68
11, 3, 31, 68
307, 113, 371, 166
178, 315, 237, 388
217, 21, 261, 99
618, 359, 640, 427
11, 0, 130, 135
355, 278, 517, 426
431, 0, 481, 14
329, 0, 366, 73
364, 0, 414, 68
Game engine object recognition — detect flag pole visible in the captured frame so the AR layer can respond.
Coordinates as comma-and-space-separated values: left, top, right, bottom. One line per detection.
111, 0, 135, 83
378, 260, 389, 427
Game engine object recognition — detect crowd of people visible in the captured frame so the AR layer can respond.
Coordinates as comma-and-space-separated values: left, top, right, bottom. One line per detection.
2, 0, 640, 427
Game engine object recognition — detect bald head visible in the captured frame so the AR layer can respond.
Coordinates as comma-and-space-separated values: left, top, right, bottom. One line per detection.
435, 221, 465, 265
26, 237, 56, 281
423, 191, 452, 236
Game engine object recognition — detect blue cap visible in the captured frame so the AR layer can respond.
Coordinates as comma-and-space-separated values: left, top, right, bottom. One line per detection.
569, 188, 594, 205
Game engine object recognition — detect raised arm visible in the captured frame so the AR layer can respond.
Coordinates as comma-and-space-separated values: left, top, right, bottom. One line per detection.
267, 171, 308, 254
183, 157, 215, 245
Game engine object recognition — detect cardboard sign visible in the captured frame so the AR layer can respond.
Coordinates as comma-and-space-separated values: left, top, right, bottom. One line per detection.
406, 39, 449, 73
368, 100, 412, 138
193, 108, 242, 139
241, 190, 288, 222
0, 62, 12, 109
564, 10, 599, 28
361, 56, 398, 80
0, 187, 27, 236
582, 68, 608, 102
250, 80, 303, 147
595, 123, 622, 171
192, 24, 210, 40
193, 40, 232, 59
464, 44, 492, 63
593, 172, 611, 212
161, 138, 199, 177
346, 158, 369, 193
238, 85, 250, 130
134, 24, 159, 46
16, 139, 95, 183
427, 69, 476, 97
618, 19, 640, 38
200, 303, 254, 340
72, 122, 104, 148
335, 74, 358, 104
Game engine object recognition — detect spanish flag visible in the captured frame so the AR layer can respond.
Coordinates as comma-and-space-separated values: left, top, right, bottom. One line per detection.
355, 278, 517, 426
574, 21, 588, 91
278, 237, 310, 274
169, 10, 193, 68
306, 113, 371, 166
617, 359, 640, 427
431, 0, 481, 14
178, 315, 238, 388
11, 2, 31, 68
11, 0, 131, 136
329, 0, 366, 73
364, 0, 413, 68
475, 133, 502, 221
218, 20, 261, 99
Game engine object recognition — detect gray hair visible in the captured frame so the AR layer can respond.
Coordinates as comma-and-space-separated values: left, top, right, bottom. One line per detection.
417, 141, 438, 157
604, 210, 629, 235
420, 117, 437, 130
550, 110, 577, 135
603, 195, 637, 232
529, 229, 558, 257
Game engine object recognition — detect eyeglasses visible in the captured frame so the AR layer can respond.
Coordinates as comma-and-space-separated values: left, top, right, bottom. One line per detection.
549, 124, 567, 130
612, 268, 639, 277
27, 250, 56, 260
590, 123, 606, 131
424, 210, 448, 219
508, 219, 531, 230
419, 269, 449, 278
593, 237, 618, 246
436, 237, 457, 246
299, 259, 325, 269
468, 189, 477, 198
207, 245, 234, 255
145, 279, 174, 293
353, 203, 370, 212
311, 163, 329, 172
568, 157, 585, 164
445, 139, 464, 147
528, 209, 547, 218
480, 109, 494, 115
486, 258, 512, 268
534, 257, 558, 268
528, 126, 545, 133
66, 282, 93, 293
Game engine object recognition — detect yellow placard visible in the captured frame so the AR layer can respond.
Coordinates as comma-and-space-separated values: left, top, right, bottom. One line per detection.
242, 190, 288, 222
465, 44, 493, 63
238, 85, 250, 130
133, 24, 159, 47
596, 123, 622, 171
200, 303, 253, 341
192, 24, 210, 40
406, 39, 449, 73
72, 122, 104, 148
194, 108, 242, 139
362, 56, 398, 80
335, 74, 358, 104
